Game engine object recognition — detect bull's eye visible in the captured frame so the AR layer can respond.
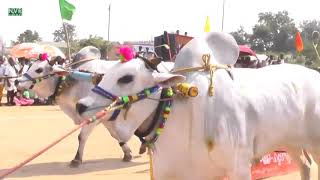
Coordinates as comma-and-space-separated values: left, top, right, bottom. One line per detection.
117, 74, 134, 84
35, 68, 43, 74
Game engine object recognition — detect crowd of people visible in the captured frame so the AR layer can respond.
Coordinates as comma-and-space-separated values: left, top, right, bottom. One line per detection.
0, 56, 53, 106
235, 54, 285, 68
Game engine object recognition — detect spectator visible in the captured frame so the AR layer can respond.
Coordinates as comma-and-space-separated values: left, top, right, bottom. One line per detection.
4, 57, 18, 106
0, 57, 5, 106
268, 55, 277, 65
14, 90, 34, 106
277, 54, 285, 64
17, 57, 30, 74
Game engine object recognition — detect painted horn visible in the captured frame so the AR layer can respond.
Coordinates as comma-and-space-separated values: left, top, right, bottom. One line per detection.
92, 73, 104, 85
150, 57, 163, 67
48, 58, 58, 66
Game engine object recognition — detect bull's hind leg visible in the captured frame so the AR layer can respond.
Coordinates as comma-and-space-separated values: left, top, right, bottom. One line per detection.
70, 122, 98, 167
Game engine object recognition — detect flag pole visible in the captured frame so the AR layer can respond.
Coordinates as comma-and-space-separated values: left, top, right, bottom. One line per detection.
59, 0, 74, 61
222, 0, 226, 32
62, 22, 72, 61
108, 3, 111, 42
106, 2, 111, 59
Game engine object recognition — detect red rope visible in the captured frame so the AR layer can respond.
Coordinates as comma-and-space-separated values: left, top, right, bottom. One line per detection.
0, 110, 108, 179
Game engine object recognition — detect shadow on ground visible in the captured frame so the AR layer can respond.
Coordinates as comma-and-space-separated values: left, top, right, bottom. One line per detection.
1, 157, 147, 178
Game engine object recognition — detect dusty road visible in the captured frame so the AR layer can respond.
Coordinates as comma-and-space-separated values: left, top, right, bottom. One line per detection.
0, 105, 318, 180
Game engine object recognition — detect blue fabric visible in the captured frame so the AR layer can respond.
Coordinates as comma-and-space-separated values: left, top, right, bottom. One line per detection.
70, 71, 92, 82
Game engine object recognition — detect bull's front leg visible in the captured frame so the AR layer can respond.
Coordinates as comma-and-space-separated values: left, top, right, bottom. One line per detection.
118, 136, 148, 161
70, 122, 97, 167
119, 142, 132, 162
101, 121, 133, 161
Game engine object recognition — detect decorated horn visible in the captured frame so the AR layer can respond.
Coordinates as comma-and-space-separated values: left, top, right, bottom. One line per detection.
150, 57, 163, 67
136, 54, 159, 72
91, 73, 104, 85
48, 58, 58, 66
154, 44, 170, 50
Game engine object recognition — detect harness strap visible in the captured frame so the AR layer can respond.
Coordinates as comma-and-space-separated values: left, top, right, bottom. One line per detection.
48, 76, 65, 103
92, 86, 117, 100
91, 85, 161, 122
134, 88, 167, 138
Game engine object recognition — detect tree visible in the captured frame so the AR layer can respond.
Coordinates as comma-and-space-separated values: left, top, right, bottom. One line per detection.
299, 20, 320, 64
230, 26, 251, 45
13, 30, 42, 45
78, 35, 111, 59
300, 20, 320, 41
250, 11, 297, 52
53, 23, 78, 54
53, 23, 76, 42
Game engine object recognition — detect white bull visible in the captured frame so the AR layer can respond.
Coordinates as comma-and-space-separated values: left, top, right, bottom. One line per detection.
15, 46, 132, 167
16, 46, 174, 167
77, 33, 320, 180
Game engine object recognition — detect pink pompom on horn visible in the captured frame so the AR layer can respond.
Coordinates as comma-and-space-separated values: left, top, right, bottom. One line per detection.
118, 45, 136, 63
39, 53, 49, 61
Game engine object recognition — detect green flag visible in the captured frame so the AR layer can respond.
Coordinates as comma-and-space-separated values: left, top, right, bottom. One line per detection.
59, 0, 75, 20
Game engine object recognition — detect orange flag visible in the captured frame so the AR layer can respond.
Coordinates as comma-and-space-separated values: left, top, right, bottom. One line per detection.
295, 31, 304, 53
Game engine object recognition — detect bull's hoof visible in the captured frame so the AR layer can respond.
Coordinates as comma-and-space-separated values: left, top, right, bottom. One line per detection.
122, 154, 132, 162
139, 144, 147, 154
69, 159, 82, 168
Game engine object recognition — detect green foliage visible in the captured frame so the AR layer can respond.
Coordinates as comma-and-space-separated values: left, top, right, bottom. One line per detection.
78, 35, 111, 59
299, 20, 320, 66
53, 23, 77, 43
251, 11, 296, 52
230, 11, 320, 67
12, 30, 42, 45
230, 26, 251, 45
300, 20, 320, 41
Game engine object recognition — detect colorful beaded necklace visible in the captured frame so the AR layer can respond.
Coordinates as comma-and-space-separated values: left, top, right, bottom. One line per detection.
146, 87, 174, 147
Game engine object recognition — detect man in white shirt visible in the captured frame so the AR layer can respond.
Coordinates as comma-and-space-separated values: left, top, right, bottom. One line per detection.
4, 57, 18, 105
0, 57, 6, 105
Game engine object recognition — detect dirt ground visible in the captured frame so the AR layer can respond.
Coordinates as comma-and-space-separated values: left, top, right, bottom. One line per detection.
0, 105, 318, 180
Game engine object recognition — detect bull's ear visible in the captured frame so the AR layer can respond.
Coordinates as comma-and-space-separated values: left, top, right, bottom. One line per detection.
152, 72, 185, 87
205, 32, 239, 65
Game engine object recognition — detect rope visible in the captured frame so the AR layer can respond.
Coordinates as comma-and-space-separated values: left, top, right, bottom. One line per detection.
0, 106, 112, 179
65, 57, 98, 68
171, 54, 230, 96
148, 147, 155, 180
0, 119, 89, 179
0, 75, 21, 80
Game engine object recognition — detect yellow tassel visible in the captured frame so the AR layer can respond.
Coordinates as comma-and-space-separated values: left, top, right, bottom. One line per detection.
148, 147, 155, 180
209, 85, 214, 96
206, 139, 215, 152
